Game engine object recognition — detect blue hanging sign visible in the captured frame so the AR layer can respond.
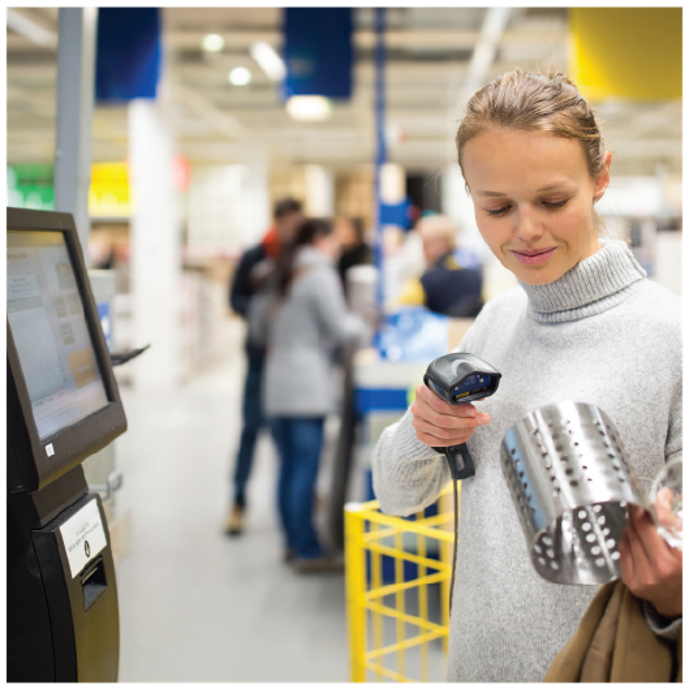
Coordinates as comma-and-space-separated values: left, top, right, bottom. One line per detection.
282, 8, 353, 100
96, 8, 162, 102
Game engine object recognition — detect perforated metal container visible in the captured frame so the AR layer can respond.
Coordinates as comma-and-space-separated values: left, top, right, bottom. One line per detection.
500, 401, 648, 585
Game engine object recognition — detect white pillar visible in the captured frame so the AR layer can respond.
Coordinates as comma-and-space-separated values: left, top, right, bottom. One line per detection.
239, 141, 270, 246
305, 164, 334, 217
128, 99, 182, 390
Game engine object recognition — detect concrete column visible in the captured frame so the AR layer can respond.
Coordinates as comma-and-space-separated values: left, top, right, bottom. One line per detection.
54, 7, 98, 253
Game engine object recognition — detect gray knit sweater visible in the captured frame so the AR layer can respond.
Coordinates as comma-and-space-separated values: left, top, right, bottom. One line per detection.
372, 241, 682, 682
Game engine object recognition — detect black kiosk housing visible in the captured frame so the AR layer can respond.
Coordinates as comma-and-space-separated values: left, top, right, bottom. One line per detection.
7, 207, 127, 682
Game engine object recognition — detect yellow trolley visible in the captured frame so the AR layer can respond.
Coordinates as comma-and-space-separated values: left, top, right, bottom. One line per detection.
345, 487, 455, 682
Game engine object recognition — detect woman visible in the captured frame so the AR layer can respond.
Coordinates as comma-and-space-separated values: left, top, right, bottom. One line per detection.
260, 218, 366, 571
372, 70, 682, 682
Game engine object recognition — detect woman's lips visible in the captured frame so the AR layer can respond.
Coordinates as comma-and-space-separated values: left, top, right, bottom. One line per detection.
511, 247, 556, 266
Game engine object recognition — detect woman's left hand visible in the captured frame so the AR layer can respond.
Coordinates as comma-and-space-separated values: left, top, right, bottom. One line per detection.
618, 505, 683, 619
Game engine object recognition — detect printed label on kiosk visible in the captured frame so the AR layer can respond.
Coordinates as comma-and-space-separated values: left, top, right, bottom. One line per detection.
59, 498, 108, 578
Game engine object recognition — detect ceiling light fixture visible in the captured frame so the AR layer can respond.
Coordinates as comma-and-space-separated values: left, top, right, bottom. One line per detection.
459, 7, 511, 105
250, 41, 286, 81
229, 67, 252, 86
202, 33, 225, 52
286, 95, 333, 122
7, 8, 57, 48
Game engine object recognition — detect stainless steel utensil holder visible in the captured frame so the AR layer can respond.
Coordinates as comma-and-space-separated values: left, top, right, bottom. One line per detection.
501, 401, 647, 585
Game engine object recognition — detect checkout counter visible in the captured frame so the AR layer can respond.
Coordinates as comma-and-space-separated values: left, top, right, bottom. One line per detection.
325, 295, 473, 550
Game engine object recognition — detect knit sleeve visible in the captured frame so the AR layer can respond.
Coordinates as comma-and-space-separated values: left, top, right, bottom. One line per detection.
371, 406, 451, 516
665, 380, 682, 463
642, 601, 682, 642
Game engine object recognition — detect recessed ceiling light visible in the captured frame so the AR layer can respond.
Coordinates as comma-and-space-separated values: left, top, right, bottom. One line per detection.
229, 67, 252, 86
286, 95, 333, 122
202, 33, 225, 52
250, 41, 286, 81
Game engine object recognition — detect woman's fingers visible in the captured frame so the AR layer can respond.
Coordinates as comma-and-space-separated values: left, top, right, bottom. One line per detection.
411, 383, 490, 447
619, 505, 683, 619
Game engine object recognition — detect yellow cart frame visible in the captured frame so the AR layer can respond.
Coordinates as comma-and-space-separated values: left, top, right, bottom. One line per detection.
345, 488, 455, 682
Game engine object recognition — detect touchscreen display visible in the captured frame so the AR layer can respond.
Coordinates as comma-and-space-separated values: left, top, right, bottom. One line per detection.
7, 230, 109, 441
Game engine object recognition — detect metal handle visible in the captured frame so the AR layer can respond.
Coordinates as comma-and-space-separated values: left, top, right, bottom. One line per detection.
90, 470, 123, 502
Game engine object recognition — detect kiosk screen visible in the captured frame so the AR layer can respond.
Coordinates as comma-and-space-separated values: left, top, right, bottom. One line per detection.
7, 230, 109, 441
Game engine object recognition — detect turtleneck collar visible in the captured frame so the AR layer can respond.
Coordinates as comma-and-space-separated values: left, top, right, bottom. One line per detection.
519, 240, 647, 324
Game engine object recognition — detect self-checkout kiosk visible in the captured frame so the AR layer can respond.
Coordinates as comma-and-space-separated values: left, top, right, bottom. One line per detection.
7, 207, 128, 682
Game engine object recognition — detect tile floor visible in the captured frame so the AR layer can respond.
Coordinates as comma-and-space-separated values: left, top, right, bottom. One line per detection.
111, 329, 356, 682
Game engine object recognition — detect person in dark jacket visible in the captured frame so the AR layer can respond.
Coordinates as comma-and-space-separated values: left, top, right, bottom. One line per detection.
224, 198, 303, 535
394, 214, 484, 317
335, 216, 372, 290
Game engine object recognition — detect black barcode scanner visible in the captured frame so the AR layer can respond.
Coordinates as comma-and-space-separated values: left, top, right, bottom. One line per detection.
424, 352, 501, 613
424, 352, 502, 480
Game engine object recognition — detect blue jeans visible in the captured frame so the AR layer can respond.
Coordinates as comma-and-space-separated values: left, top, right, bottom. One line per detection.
270, 417, 325, 560
232, 349, 265, 508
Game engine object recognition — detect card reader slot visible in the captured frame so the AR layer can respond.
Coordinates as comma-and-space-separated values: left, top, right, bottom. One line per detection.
80, 556, 107, 611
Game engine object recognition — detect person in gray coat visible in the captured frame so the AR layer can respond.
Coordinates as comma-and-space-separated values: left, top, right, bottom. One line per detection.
256, 218, 367, 571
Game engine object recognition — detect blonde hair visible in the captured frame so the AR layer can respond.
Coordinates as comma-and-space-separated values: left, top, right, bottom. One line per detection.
456, 69, 606, 183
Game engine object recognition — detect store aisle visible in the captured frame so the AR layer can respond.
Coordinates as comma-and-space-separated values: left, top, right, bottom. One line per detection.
111, 323, 351, 682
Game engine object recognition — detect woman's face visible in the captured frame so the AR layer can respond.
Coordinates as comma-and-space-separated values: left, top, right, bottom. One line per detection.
462, 127, 612, 286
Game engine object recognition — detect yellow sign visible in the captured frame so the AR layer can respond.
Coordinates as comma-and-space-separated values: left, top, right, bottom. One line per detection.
569, 8, 682, 101
89, 162, 132, 217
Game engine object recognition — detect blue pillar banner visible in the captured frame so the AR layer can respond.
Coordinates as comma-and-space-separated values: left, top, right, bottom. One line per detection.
96, 8, 161, 102
282, 8, 353, 100
373, 7, 387, 316
380, 199, 412, 229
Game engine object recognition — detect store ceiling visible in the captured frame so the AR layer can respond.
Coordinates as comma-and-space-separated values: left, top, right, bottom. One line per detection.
6, 7, 682, 176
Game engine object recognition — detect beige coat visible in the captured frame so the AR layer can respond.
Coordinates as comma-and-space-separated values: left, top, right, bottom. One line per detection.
544, 581, 682, 682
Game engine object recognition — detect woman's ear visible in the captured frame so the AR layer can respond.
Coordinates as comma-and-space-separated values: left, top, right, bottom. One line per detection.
593, 151, 613, 202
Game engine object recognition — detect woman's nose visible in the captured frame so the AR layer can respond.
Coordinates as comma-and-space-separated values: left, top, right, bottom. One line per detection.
514, 208, 544, 242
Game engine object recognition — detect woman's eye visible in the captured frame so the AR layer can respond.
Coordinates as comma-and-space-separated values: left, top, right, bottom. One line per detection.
486, 205, 511, 217
543, 199, 568, 210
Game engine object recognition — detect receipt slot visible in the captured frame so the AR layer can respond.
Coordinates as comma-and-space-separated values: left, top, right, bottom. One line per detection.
9, 485, 119, 681
7, 208, 127, 682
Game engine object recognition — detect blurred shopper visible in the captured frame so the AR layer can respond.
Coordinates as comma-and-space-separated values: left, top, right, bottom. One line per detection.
334, 216, 372, 289
373, 69, 682, 682
224, 198, 304, 536
393, 214, 483, 317
254, 218, 367, 571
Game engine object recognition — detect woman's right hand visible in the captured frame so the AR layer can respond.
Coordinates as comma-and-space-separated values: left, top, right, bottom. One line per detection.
411, 382, 491, 448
